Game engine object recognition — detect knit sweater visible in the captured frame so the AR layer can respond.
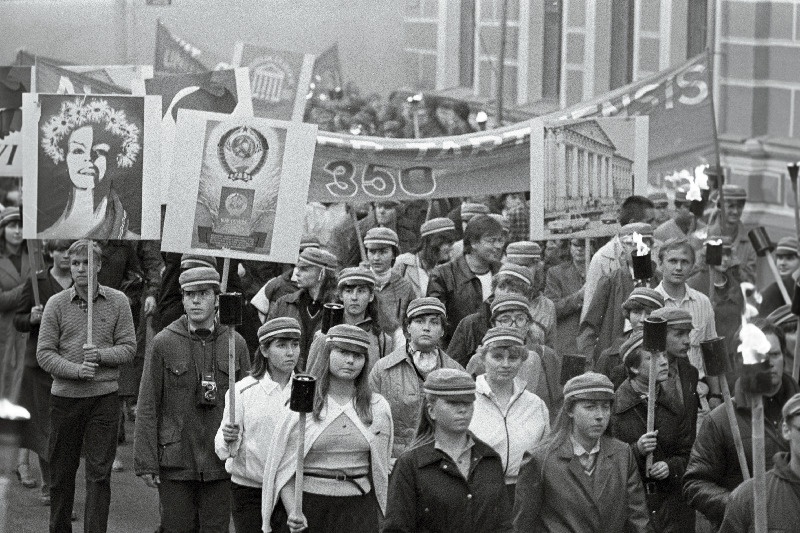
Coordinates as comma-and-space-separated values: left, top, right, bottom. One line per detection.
37, 285, 136, 398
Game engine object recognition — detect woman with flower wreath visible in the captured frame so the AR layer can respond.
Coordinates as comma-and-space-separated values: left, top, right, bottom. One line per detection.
39, 97, 141, 240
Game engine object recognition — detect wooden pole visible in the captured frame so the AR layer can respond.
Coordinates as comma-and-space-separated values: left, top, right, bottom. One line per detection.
765, 254, 792, 305
645, 353, 657, 473
294, 413, 307, 519
496, 0, 509, 126
26, 240, 40, 307
750, 393, 767, 533
220, 257, 231, 293
228, 328, 236, 425
87, 239, 94, 346
584, 237, 591, 278
793, 322, 800, 383
350, 207, 367, 264
722, 378, 750, 481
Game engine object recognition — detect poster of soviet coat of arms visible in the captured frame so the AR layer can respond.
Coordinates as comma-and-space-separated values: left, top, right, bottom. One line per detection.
161, 109, 317, 263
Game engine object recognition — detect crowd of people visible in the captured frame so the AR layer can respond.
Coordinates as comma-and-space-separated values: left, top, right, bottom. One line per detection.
2, 182, 800, 533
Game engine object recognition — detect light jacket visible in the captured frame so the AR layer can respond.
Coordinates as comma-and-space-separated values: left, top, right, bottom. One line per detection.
514, 435, 654, 533
214, 374, 291, 488
134, 316, 250, 481
369, 344, 463, 459
260, 394, 393, 532
469, 376, 549, 485
393, 252, 426, 298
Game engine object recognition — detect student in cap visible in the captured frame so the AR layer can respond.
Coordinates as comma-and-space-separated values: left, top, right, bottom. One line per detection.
262, 324, 393, 533
215, 317, 300, 532
383, 368, 512, 533
134, 266, 250, 533
369, 297, 463, 461
760, 236, 800, 316
363, 226, 417, 342
648, 191, 671, 226
305, 267, 394, 376
504, 241, 542, 268
653, 186, 706, 244
449, 202, 495, 260
610, 330, 696, 532
545, 238, 587, 355
767, 305, 798, 365
594, 287, 665, 387
469, 327, 550, 499
267, 247, 339, 369
513, 372, 652, 533
393, 217, 457, 297
720, 392, 800, 532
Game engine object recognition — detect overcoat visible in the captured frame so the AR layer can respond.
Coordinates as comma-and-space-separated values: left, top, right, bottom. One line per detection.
0, 249, 29, 401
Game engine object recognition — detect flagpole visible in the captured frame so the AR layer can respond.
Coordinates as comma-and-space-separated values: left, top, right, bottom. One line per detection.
706, 0, 728, 233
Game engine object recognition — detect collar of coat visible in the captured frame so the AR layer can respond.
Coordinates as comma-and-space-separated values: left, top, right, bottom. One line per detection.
412, 434, 498, 470
455, 254, 499, 281
771, 451, 800, 484
383, 344, 446, 370
613, 378, 683, 416
554, 434, 619, 461
733, 372, 800, 411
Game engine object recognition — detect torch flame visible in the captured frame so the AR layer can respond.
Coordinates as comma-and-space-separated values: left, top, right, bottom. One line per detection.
632, 232, 650, 256
738, 322, 771, 365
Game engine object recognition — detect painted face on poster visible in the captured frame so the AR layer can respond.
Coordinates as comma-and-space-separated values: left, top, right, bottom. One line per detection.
161, 109, 316, 264
21, 93, 163, 240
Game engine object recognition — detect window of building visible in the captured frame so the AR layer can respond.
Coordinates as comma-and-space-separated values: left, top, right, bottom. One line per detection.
686, 0, 708, 58
609, 0, 634, 89
460, 0, 476, 87
542, 0, 562, 99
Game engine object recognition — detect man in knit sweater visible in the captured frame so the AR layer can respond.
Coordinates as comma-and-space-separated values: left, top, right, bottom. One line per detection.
36, 239, 136, 533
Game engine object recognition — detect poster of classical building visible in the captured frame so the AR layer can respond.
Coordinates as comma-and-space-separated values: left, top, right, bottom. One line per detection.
160, 109, 317, 263
529, 116, 649, 240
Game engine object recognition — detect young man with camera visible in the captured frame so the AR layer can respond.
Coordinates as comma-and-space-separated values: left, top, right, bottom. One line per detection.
134, 266, 250, 532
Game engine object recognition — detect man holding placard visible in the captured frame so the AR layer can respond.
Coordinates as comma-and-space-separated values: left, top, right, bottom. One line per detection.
36, 239, 136, 533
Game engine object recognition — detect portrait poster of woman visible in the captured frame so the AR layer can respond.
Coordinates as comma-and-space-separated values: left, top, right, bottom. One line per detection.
21, 93, 162, 241
161, 109, 316, 264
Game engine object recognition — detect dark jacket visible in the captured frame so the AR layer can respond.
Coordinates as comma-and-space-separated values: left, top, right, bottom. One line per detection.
267, 288, 336, 368
382, 437, 512, 533
759, 273, 796, 317
719, 451, 800, 532
544, 260, 585, 355
611, 380, 695, 532
134, 315, 250, 481
447, 300, 491, 368
514, 435, 653, 533
14, 270, 70, 367
427, 255, 498, 345
682, 373, 800, 527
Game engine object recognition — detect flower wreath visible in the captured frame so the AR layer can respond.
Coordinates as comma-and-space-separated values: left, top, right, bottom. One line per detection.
40, 98, 141, 168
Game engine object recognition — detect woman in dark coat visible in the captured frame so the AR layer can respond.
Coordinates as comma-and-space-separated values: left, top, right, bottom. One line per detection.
610, 331, 695, 532
513, 372, 653, 533
382, 368, 512, 533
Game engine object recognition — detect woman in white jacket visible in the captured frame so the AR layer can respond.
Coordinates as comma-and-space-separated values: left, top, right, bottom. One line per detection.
469, 326, 550, 502
262, 324, 393, 533
215, 317, 300, 532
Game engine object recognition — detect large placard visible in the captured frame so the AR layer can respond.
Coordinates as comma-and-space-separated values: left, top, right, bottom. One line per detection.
161, 109, 317, 263
21, 93, 162, 240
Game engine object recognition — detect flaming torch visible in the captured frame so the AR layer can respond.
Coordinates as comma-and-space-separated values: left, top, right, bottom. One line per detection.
630, 232, 653, 286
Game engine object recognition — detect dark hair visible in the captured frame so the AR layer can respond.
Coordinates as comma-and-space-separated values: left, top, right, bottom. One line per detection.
336, 283, 385, 337
618, 195, 655, 226
414, 232, 456, 271
752, 318, 788, 360
623, 347, 644, 379
309, 342, 373, 425
463, 215, 503, 254
250, 337, 297, 380
402, 313, 448, 342
44, 239, 75, 254
658, 237, 696, 265
493, 273, 533, 300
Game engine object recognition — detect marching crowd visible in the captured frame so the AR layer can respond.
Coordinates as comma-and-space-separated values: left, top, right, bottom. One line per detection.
3, 184, 800, 533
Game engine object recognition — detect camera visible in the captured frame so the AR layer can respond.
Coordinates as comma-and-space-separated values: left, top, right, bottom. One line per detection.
197, 373, 218, 407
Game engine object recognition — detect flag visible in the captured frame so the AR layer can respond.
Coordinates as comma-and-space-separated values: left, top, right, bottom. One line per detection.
154, 19, 211, 74
35, 59, 131, 94
0, 66, 31, 176
310, 43, 342, 97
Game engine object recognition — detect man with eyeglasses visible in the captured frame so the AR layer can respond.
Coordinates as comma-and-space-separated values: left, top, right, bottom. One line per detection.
720, 392, 800, 531
428, 215, 504, 346
683, 319, 800, 530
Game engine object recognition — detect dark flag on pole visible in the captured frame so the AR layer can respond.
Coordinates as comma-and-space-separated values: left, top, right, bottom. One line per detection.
311, 43, 342, 96
154, 19, 213, 75
35, 59, 131, 95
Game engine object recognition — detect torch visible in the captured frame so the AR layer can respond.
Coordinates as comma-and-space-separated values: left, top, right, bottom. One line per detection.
738, 322, 774, 533
320, 303, 345, 335
560, 354, 587, 385
406, 93, 423, 139
630, 232, 653, 287
748, 227, 792, 305
642, 317, 667, 474
289, 375, 316, 521
219, 292, 243, 426
475, 110, 489, 131
787, 162, 800, 239
705, 238, 724, 301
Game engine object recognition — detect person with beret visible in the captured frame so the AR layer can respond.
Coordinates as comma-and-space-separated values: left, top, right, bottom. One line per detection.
648, 191, 671, 226
305, 266, 394, 376
578, 223, 661, 365
544, 238, 587, 356
513, 372, 653, 532
594, 287, 664, 387
760, 236, 800, 316
691, 184, 757, 283
134, 266, 250, 533
610, 330, 695, 532
468, 327, 550, 501
466, 293, 562, 418
720, 392, 800, 532
683, 319, 800, 529
766, 304, 797, 368
262, 324, 393, 533
214, 317, 299, 532
36, 239, 136, 532
653, 186, 706, 244
267, 247, 339, 369
363, 226, 417, 342
383, 368, 513, 533
369, 297, 463, 462
393, 217, 457, 298
428, 214, 503, 347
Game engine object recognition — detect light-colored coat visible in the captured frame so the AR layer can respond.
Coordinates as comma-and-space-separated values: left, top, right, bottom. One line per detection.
0, 250, 29, 401
260, 394, 393, 533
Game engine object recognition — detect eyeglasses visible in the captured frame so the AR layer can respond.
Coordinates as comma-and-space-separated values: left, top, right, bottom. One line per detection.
481, 237, 505, 246
496, 314, 530, 328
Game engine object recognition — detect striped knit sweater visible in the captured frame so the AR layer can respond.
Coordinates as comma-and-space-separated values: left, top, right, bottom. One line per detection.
37, 285, 136, 398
